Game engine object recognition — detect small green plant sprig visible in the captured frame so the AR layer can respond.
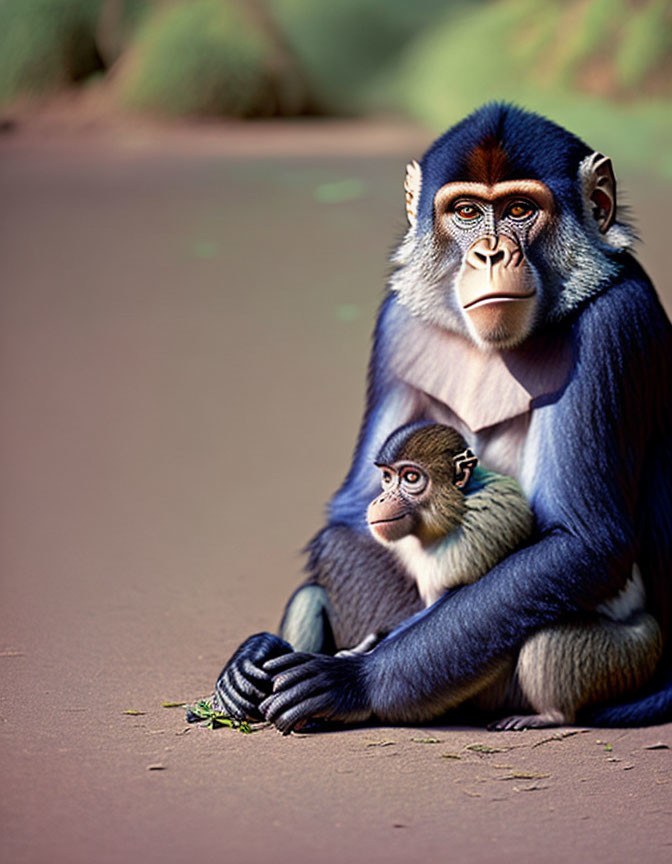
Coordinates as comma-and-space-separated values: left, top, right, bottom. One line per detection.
185, 698, 254, 733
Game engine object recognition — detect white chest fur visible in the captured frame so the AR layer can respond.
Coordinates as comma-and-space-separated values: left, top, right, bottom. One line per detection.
393, 533, 468, 607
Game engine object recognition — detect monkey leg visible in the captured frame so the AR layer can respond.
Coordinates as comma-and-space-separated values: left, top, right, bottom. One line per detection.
303, 525, 424, 651
492, 611, 663, 731
280, 585, 337, 653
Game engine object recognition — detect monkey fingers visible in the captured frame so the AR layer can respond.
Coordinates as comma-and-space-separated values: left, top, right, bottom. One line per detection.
261, 654, 372, 732
229, 662, 267, 703
215, 632, 293, 720
215, 662, 271, 720
263, 651, 317, 677
489, 710, 567, 731
212, 679, 249, 720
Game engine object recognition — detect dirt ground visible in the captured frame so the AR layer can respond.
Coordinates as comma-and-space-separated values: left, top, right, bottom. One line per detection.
1, 117, 671, 864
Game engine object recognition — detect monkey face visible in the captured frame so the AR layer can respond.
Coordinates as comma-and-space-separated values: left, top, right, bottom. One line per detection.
394, 110, 625, 351
367, 458, 468, 547
367, 463, 430, 544
433, 180, 554, 349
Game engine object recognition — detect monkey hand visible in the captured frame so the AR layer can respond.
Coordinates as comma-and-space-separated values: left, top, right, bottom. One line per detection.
260, 652, 372, 733
213, 632, 293, 721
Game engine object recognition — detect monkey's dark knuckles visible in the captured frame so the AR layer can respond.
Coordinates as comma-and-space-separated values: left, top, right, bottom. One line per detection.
262, 692, 331, 735
213, 680, 249, 721
212, 631, 295, 721
262, 653, 317, 680
229, 663, 266, 702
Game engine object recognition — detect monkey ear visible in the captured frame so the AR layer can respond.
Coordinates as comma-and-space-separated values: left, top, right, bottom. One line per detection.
583, 152, 616, 233
453, 448, 478, 489
404, 160, 422, 228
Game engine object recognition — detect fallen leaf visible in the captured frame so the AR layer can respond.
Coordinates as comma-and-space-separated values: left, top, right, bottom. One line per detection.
0, 650, 24, 657
147, 764, 165, 771
466, 743, 511, 754
123, 709, 145, 716
162, 702, 187, 709
366, 740, 395, 747
623, 764, 635, 771
185, 699, 254, 733
510, 771, 551, 780
644, 743, 670, 750
412, 737, 441, 744
441, 753, 461, 760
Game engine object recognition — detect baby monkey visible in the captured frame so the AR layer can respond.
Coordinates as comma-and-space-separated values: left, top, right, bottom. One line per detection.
353, 422, 662, 730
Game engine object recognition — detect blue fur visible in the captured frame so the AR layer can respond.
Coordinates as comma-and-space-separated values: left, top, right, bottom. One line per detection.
417, 103, 592, 229
326, 257, 672, 725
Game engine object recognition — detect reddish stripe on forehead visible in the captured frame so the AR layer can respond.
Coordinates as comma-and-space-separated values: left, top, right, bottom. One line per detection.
464, 136, 510, 185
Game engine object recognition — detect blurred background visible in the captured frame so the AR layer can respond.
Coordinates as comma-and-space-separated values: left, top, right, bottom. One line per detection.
0, 0, 670, 175
1, 4, 671, 863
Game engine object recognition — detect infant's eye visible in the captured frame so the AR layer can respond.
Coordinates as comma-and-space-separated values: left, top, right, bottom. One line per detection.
506, 200, 536, 220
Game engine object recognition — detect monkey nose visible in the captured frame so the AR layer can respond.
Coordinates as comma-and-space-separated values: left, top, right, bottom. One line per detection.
466, 236, 514, 270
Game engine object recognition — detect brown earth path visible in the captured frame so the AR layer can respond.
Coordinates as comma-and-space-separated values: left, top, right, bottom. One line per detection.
1, 118, 671, 864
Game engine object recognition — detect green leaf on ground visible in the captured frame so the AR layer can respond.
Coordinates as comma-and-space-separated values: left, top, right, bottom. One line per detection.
186, 698, 254, 733
466, 743, 512, 754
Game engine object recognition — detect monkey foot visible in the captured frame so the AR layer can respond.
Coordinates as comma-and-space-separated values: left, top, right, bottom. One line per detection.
489, 710, 568, 731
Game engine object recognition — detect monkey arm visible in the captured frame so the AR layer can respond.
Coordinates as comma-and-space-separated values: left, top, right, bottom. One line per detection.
261, 274, 672, 731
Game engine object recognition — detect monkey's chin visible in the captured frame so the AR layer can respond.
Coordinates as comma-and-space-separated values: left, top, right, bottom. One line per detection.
368, 516, 413, 545
464, 296, 536, 349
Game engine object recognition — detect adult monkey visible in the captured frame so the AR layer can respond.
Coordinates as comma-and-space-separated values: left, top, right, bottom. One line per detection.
214, 103, 672, 731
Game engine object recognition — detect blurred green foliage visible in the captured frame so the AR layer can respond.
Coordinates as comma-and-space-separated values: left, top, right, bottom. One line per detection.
386, 0, 672, 177
117, 0, 275, 117
269, 0, 451, 111
616, 0, 671, 89
0, 0, 669, 175
0, 0, 104, 103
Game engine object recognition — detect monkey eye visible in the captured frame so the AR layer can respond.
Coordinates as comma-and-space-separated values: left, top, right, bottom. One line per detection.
400, 468, 427, 493
381, 469, 394, 487
505, 200, 536, 220
453, 202, 481, 222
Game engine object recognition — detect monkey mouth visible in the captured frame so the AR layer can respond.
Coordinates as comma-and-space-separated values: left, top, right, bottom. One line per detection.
463, 291, 536, 311
369, 514, 409, 526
